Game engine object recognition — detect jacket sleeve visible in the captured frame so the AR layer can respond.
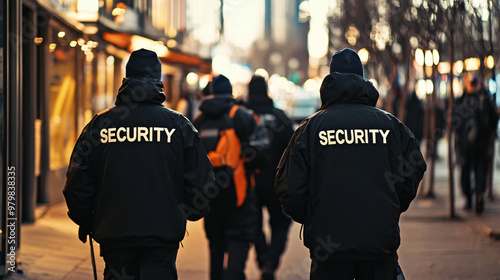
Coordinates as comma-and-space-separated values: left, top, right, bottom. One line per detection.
63, 117, 99, 228
397, 123, 427, 213
277, 109, 295, 151
274, 121, 310, 223
182, 118, 215, 221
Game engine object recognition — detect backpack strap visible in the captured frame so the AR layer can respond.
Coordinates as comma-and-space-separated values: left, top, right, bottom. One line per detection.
253, 113, 260, 125
229, 105, 240, 119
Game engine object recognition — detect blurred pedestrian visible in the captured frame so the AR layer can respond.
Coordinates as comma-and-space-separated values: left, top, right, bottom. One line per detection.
246, 75, 294, 280
453, 75, 499, 214
403, 91, 424, 145
275, 48, 426, 280
63, 48, 214, 280
176, 81, 195, 120
193, 74, 259, 280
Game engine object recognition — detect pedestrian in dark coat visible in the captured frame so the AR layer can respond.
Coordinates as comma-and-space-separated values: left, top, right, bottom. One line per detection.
404, 91, 424, 144
275, 48, 426, 280
246, 75, 294, 280
193, 74, 258, 280
453, 76, 499, 213
63, 49, 214, 280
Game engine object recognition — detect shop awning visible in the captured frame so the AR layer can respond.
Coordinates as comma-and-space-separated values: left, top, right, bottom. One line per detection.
102, 31, 212, 73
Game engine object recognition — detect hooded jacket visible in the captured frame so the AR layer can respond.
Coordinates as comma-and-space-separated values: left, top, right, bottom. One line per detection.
246, 79, 294, 195
63, 77, 214, 249
275, 73, 426, 260
193, 95, 259, 241
453, 89, 499, 155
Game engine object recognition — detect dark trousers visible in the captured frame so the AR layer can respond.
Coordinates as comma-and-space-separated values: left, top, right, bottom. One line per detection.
254, 190, 291, 272
209, 239, 250, 280
102, 246, 178, 280
460, 149, 489, 204
310, 259, 396, 280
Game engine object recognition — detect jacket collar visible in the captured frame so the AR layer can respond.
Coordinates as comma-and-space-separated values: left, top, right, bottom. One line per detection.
247, 95, 274, 111
199, 95, 235, 118
320, 73, 379, 109
115, 77, 166, 105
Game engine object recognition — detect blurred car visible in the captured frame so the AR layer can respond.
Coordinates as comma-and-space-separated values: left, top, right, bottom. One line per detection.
285, 87, 321, 125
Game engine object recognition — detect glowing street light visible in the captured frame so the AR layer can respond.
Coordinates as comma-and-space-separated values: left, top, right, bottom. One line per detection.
415, 48, 424, 66
186, 72, 199, 86
432, 49, 440, 65
425, 79, 434, 94
485, 55, 495, 69
425, 50, 433, 66
453, 60, 464, 75
464, 57, 480, 71
438, 62, 451, 74
358, 48, 369, 65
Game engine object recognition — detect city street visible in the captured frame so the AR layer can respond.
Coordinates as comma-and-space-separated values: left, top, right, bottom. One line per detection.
6, 141, 500, 280
3, 1, 500, 279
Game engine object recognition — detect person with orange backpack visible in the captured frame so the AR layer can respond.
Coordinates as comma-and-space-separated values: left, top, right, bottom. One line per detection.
193, 74, 258, 280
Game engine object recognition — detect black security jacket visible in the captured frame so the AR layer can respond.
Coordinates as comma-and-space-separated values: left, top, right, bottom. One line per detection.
275, 73, 426, 260
63, 78, 214, 249
246, 95, 294, 195
453, 90, 499, 155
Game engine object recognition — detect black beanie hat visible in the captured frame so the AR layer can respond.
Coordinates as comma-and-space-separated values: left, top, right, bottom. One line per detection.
248, 75, 268, 97
200, 81, 212, 97
211, 75, 232, 95
126, 48, 162, 80
329, 48, 364, 77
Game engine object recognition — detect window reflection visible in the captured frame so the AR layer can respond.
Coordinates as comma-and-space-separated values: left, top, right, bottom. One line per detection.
80, 48, 95, 131
48, 26, 76, 170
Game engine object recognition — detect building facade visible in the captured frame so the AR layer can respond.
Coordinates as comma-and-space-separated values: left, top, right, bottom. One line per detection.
0, 0, 213, 275
249, 0, 309, 83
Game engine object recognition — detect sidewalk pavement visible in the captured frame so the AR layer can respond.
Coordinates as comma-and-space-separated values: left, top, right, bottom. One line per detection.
5, 147, 500, 279
398, 180, 500, 280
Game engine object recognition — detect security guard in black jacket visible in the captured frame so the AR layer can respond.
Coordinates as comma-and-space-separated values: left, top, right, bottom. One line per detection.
246, 75, 294, 280
275, 48, 426, 280
63, 49, 214, 280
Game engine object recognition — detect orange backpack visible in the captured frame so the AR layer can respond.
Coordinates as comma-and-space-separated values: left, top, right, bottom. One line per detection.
207, 105, 248, 207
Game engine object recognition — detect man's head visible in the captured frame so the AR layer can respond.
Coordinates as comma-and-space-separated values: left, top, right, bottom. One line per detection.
248, 75, 268, 97
211, 74, 232, 95
330, 48, 364, 77
126, 48, 162, 80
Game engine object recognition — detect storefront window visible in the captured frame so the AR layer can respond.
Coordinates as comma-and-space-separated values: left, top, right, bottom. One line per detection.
0, 0, 4, 171
106, 55, 115, 106
48, 25, 77, 170
0, 0, 4, 143
0, 0, 4, 167
79, 49, 95, 130
95, 51, 108, 111
0, 0, 5, 268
